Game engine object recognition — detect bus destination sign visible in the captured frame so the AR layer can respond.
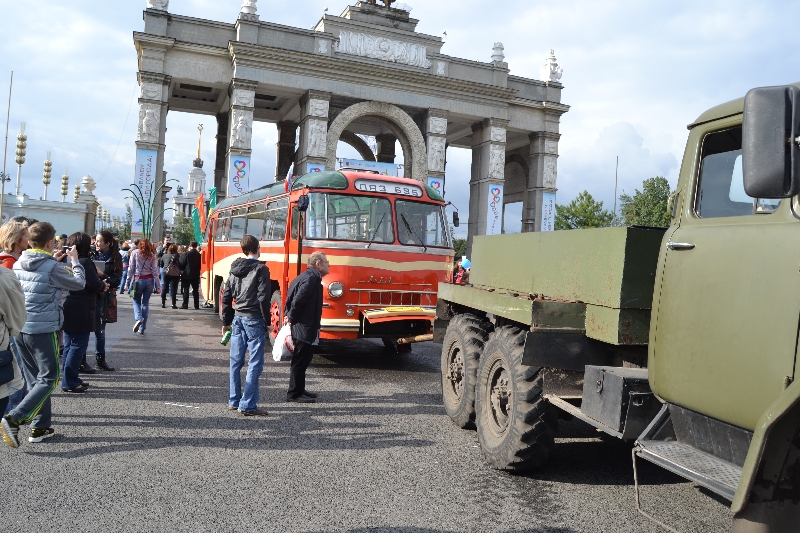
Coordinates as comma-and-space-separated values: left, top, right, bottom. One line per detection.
354, 179, 423, 198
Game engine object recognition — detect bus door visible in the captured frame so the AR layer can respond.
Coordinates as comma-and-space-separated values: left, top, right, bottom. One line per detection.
287, 203, 303, 286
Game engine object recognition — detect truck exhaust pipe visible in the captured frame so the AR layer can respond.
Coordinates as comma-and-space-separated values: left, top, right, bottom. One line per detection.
396, 334, 433, 345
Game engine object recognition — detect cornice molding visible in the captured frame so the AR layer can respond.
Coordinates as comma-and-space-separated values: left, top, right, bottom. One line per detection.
228, 41, 517, 104
133, 32, 176, 49
510, 98, 570, 114
172, 41, 229, 57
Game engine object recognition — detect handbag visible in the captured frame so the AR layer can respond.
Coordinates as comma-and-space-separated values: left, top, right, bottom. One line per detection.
166, 256, 181, 277
128, 278, 138, 298
105, 292, 118, 323
0, 347, 15, 386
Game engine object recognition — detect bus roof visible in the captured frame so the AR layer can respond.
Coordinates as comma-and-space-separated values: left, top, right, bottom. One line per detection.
214, 170, 444, 211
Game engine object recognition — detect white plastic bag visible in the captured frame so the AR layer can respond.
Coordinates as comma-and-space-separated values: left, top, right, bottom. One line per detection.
272, 324, 295, 362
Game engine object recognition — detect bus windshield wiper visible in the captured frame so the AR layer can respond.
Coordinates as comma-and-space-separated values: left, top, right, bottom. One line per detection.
400, 213, 427, 253
366, 212, 386, 249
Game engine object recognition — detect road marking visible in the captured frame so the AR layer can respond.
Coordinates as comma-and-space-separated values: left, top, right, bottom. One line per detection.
164, 402, 199, 409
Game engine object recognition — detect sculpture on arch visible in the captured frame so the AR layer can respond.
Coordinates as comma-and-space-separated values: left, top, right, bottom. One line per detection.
231, 112, 253, 149
146, 0, 169, 11
428, 137, 446, 173
138, 105, 160, 143
308, 120, 327, 158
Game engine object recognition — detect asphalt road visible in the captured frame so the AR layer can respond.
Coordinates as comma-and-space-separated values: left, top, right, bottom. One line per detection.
0, 297, 732, 532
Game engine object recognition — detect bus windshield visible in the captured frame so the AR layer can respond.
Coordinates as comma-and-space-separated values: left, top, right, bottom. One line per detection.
306, 192, 394, 243
396, 200, 450, 248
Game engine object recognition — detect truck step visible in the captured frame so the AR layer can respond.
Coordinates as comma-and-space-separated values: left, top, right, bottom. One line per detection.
635, 439, 741, 501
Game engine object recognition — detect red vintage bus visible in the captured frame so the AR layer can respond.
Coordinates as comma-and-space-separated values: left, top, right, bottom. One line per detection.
200, 170, 455, 350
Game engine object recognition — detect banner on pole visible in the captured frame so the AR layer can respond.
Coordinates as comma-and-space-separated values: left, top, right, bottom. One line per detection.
486, 183, 504, 235
135, 148, 158, 206
194, 193, 206, 234
427, 177, 444, 197
191, 208, 203, 244
228, 155, 250, 196
542, 192, 556, 232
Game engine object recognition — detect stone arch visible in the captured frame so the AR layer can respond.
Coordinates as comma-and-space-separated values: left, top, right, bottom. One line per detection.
339, 131, 376, 162
505, 153, 529, 179
326, 101, 427, 181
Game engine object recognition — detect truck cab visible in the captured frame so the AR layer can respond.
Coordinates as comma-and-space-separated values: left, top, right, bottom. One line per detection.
434, 84, 800, 532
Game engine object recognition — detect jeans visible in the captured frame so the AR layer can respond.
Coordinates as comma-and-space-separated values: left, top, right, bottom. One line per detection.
182, 278, 200, 309
119, 266, 129, 294
62, 331, 90, 390
288, 340, 314, 399
162, 275, 179, 307
9, 332, 61, 429
229, 316, 266, 412
132, 277, 155, 332
94, 298, 105, 356
160, 272, 170, 296
4, 337, 27, 415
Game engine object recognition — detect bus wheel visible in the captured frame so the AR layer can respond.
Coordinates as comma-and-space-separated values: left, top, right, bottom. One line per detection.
269, 290, 282, 346
441, 313, 492, 429
475, 325, 558, 471
382, 338, 412, 353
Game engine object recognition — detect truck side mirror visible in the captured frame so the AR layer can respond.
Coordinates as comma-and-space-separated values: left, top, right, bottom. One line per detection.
453, 211, 460, 227
743, 85, 800, 198
297, 194, 310, 212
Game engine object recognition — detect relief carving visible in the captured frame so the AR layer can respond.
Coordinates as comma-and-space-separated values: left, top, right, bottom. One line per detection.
488, 145, 505, 180
436, 62, 446, 76
137, 103, 160, 143
231, 110, 253, 150
543, 157, 557, 188
308, 119, 327, 158
428, 117, 447, 135
490, 126, 507, 143
545, 140, 558, 154
427, 136, 446, 173
318, 40, 329, 54
140, 81, 162, 101
309, 99, 330, 118
231, 89, 255, 108
334, 30, 431, 69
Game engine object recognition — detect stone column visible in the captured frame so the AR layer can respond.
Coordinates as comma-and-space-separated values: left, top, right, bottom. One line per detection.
375, 133, 397, 163
467, 117, 508, 257
135, 71, 171, 243
295, 90, 331, 175
524, 130, 560, 232
426, 110, 448, 191
75, 191, 98, 236
214, 112, 229, 198
275, 121, 298, 182
225, 78, 257, 198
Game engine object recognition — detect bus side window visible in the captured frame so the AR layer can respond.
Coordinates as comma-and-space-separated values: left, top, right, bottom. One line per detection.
215, 214, 229, 241
229, 215, 246, 241
273, 198, 288, 241
246, 205, 265, 240
291, 206, 300, 240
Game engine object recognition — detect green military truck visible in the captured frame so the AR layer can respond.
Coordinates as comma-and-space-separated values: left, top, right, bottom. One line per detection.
434, 84, 800, 532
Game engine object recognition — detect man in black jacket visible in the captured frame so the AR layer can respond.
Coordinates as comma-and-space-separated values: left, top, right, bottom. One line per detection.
221, 235, 271, 416
180, 241, 202, 310
284, 251, 329, 403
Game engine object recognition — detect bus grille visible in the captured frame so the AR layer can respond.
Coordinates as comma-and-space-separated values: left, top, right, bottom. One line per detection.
350, 289, 435, 307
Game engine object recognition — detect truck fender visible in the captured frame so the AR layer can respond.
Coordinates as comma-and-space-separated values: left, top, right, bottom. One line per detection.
732, 378, 800, 531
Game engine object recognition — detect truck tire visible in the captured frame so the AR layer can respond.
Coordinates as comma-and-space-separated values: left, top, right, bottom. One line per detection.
441, 314, 493, 429
475, 325, 558, 471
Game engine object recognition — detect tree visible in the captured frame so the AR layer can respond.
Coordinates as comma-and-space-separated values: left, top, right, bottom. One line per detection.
452, 238, 467, 259
618, 177, 673, 228
555, 191, 614, 230
172, 211, 194, 245
120, 203, 133, 241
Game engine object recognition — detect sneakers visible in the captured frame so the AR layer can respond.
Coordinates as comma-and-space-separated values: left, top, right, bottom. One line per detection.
28, 428, 55, 443
1, 415, 20, 448
133, 320, 143, 333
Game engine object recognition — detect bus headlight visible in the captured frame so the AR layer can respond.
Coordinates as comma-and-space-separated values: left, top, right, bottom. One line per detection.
328, 281, 344, 298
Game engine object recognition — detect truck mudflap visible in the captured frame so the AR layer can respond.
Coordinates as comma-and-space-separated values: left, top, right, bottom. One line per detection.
731, 378, 800, 532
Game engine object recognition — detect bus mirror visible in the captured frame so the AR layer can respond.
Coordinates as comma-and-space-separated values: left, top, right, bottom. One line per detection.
453, 212, 460, 227
743, 85, 800, 198
297, 194, 310, 212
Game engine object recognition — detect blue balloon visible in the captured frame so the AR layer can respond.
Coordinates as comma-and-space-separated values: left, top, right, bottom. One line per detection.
462, 258, 471, 269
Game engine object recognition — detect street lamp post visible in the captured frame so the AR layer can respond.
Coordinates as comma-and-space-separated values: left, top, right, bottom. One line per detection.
42, 151, 52, 200
73, 184, 80, 202
15, 123, 26, 196
61, 168, 69, 202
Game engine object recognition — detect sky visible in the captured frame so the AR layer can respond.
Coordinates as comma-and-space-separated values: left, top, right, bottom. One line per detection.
1, 0, 799, 237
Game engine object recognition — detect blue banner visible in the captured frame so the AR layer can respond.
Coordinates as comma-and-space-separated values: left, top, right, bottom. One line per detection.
135, 148, 158, 206
542, 192, 556, 232
229, 155, 251, 196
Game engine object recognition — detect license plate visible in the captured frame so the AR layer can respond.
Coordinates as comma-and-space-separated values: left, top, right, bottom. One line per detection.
384, 307, 424, 313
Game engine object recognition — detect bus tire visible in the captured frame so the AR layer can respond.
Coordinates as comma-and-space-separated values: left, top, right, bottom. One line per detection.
441, 313, 492, 429
475, 325, 557, 471
268, 290, 282, 346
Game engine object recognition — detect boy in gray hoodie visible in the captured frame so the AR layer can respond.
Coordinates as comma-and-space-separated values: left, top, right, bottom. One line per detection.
1, 222, 86, 448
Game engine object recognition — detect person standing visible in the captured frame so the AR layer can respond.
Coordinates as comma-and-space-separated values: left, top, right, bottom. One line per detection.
0, 263, 27, 419
61, 233, 107, 393
283, 251, 329, 403
180, 241, 202, 310
125, 239, 161, 335
156, 236, 171, 298
89, 230, 122, 372
2, 222, 86, 448
119, 242, 131, 295
158, 244, 181, 309
221, 235, 271, 416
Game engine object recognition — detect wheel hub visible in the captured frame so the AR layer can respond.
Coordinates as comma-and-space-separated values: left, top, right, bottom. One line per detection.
446, 349, 464, 398
489, 368, 511, 431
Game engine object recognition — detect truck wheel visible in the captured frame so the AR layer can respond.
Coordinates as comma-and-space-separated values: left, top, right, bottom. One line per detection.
268, 290, 282, 346
441, 314, 493, 429
475, 325, 558, 471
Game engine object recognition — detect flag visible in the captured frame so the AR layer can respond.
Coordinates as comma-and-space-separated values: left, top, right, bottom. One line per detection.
284, 164, 293, 193
208, 187, 217, 216
194, 193, 206, 232
191, 208, 204, 244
